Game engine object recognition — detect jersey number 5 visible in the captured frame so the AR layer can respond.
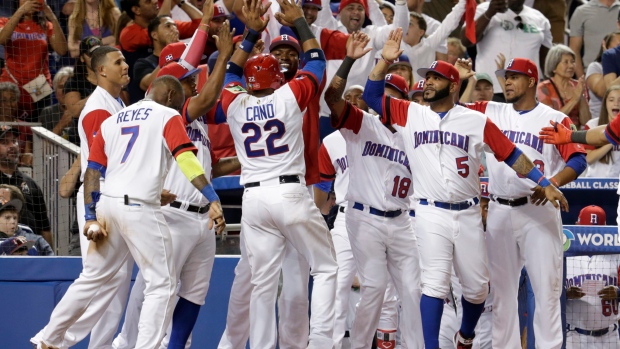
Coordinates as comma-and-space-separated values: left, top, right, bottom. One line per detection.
120, 126, 139, 163
242, 120, 289, 157
456, 156, 469, 178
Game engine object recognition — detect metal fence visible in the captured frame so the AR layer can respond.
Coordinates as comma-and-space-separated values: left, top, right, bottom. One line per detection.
32, 127, 79, 256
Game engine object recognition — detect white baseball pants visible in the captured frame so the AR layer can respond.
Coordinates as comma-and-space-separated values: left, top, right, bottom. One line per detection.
42, 196, 177, 349
486, 201, 563, 349
113, 205, 215, 349
345, 203, 423, 349
241, 181, 338, 349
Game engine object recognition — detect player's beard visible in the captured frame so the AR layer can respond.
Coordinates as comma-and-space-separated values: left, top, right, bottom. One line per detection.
423, 85, 451, 103
505, 90, 524, 104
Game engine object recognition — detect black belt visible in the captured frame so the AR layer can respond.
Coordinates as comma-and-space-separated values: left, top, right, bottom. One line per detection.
339, 206, 345, 213
244, 175, 300, 188
419, 197, 479, 211
353, 202, 402, 218
491, 195, 529, 207
170, 201, 210, 214
569, 324, 617, 337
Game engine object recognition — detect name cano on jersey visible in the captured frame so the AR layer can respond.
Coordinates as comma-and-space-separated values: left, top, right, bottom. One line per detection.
414, 130, 470, 152
116, 107, 151, 123
246, 103, 275, 121
361, 142, 411, 171
566, 274, 618, 288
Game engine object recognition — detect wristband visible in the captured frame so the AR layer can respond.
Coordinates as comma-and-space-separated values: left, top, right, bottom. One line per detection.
381, 54, 394, 65
244, 28, 260, 43
201, 184, 220, 203
294, 17, 315, 44
525, 167, 550, 188
483, 12, 491, 20
550, 177, 559, 187
85, 203, 97, 221
336, 56, 355, 79
239, 39, 256, 53
571, 130, 587, 144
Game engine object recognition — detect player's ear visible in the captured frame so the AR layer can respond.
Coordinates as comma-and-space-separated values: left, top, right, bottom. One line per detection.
450, 82, 458, 94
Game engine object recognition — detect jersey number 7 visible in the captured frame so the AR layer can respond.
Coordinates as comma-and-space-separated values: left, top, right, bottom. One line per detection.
120, 126, 140, 163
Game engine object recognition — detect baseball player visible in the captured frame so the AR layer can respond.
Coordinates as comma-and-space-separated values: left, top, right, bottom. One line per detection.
40, 76, 224, 349
324, 31, 422, 349
566, 205, 620, 349
218, 24, 350, 349
363, 28, 569, 349
409, 79, 426, 104
219, 0, 337, 347
462, 57, 587, 349
112, 19, 236, 349
31, 46, 132, 349
318, 79, 406, 348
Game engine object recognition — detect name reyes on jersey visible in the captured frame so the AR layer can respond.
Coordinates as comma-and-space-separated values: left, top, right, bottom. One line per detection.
117, 107, 151, 123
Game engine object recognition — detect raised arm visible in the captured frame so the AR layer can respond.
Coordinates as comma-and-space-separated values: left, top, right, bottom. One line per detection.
228, 0, 270, 71
423, 0, 465, 52
187, 20, 234, 121
43, 4, 67, 56
178, 0, 203, 19
326, 31, 371, 124
369, 0, 407, 50
461, 0, 504, 47
363, 28, 403, 114
540, 121, 611, 148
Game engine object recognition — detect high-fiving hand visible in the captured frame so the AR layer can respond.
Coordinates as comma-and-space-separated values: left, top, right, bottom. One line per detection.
539, 121, 573, 145
242, 0, 271, 32
346, 31, 372, 60
381, 28, 404, 62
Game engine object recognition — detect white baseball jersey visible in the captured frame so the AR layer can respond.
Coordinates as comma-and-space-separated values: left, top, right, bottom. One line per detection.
584, 117, 620, 178
334, 102, 412, 211
78, 86, 125, 182
382, 97, 516, 202
319, 131, 349, 206
566, 255, 620, 330
88, 100, 197, 204
220, 74, 319, 185
163, 99, 217, 206
466, 101, 585, 198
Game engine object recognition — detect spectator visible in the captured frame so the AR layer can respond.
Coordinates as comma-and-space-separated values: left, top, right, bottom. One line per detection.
407, 0, 448, 61
200, 5, 232, 60
0, 184, 53, 255
119, 0, 202, 102
67, 0, 120, 57
38, 66, 74, 133
134, 15, 181, 92
0, 0, 68, 122
461, 0, 552, 102
402, 0, 465, 82
447, 36, 466, 65
538, 44, 592, 129
59, 36, 101, 146
583, 86, 620, 178
387, 54, 413, 88
566, 205, 620, 348
379, 1, 394, 25
0, 82, 33, 162
0, 126, 52, 246
471, 72, 494, 102
531, 0, 566, 44
586, 32, 620, 119
169, 0, 208, 20
569, 0, 620, 79
602, 23, 620, 89
0, 236, 36, 255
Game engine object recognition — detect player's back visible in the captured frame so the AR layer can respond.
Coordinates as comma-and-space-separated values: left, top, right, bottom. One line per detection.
321, 130, 348, 206
97, 100, 187, 204
78, 87, 125, 182
226, 83, 307, 185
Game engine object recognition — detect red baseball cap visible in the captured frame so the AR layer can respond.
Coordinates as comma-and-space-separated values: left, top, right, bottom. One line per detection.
417, 60, 460, 84
269, 34, 301, 54
157, 61, 202, 81
302, 0, 322, 9
159, 42, 187, 68
411, 79, 425, 94
233, 35, 244, 45
338, 0, 368, 17
577, 205, 607, 226
495, 57, 538, 82
213, 4, 232, 18
385, 73, 409, 97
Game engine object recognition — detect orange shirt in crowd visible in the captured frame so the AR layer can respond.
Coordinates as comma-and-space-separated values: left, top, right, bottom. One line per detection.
119, 19, 201, 52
